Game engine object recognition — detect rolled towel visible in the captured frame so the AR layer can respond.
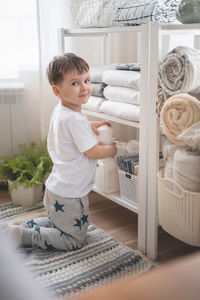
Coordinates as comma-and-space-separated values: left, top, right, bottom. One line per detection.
173, 148, 200, 192
160, 93, 200, 145
158, 46, 200, 97
178, 121, 200, 150
82, 96, 106, 112
103, 85, 140, 105
100, 101, 140, 122
103, 70, 140, 90
161, 136, 181, 178
91, 83, 106, 97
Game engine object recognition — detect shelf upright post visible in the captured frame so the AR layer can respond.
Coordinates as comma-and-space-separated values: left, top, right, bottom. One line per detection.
57, 28, 65, 54
137, 24, 150, 255
146, 24, 161, 260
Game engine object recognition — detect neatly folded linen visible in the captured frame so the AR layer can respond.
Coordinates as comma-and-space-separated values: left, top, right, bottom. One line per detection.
161, 136, 181, 179
91, 83, 106, 97
173, 148, 200, 192
82, 96, 106, 112
114, 0, 179, 26
100, 101, 140, 122
90, 64, 117, 83
178, 121, 200, 150
158, 46, 200, 97
160, 93, 200, 145
103, 85, 140, 105
103, 70, 140, 90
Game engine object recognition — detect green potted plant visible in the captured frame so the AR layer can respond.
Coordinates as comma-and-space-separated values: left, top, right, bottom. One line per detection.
0, 138, 52, 208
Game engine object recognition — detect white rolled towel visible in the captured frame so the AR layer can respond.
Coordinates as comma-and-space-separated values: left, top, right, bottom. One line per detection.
161, 93, 200, 145
173, 148, 200, 193
161, 137, 181, 179
178, 121, 200, 150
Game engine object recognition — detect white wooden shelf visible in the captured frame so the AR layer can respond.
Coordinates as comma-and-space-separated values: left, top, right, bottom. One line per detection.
82, 109, 140, 128
92, 185, 138, 214
63, 26, 141, 35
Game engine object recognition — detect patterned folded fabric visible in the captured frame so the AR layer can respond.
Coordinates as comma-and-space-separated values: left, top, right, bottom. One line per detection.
114, 0, 179, 26
103, 70, 140, 90
91, 83, 106, 97
90, 64, 117, 83
116, 63, 141, 71
103, 85, 140, 105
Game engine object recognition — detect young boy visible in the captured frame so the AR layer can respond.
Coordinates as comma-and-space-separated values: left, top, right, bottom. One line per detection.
8, 53, 117, 251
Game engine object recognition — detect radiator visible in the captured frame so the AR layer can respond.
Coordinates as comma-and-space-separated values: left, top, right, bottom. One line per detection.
0, 82, 27, 156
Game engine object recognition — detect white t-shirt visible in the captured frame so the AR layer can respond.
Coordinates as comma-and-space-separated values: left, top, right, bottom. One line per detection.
45, 102, 97, 198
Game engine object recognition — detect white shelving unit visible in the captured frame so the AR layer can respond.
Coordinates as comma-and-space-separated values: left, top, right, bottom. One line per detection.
57, 24, 152, 258
57, 23, 200, 260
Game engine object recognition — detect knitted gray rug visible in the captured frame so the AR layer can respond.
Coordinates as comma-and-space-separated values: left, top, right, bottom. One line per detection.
0, 202, 153, 298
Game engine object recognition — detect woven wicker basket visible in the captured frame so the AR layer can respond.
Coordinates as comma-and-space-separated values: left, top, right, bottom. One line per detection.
157, 170, 200, 247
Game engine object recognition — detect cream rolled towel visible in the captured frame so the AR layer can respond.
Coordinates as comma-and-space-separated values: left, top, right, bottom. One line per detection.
173, 148, 200, 192
178, 121, 200, 150
158, 46, 200, 97
160, 93, 200, 145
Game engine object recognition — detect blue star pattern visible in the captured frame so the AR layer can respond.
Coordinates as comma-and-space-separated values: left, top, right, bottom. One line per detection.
26, 219, 37, 227
35, 226, 40, 233
81, 214, 88, 225
73, 218, 82, 230
54, 200, 64, 212
45, 240, 56, 250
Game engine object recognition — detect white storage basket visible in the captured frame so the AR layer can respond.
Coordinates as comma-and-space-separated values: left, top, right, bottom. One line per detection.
95, 160, 120, 193
118, 169, 138, 204
158, 170, 200, 247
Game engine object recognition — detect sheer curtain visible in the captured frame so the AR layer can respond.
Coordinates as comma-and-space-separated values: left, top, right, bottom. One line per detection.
0, 0, 73, 155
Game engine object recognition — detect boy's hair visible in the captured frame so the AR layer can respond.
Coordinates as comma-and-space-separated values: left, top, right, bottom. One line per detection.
47, 53, 89, 85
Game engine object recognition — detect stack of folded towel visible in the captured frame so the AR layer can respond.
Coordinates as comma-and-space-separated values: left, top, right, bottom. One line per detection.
159, 46, 200, 193
82, 64, 116, 112
100, 63, 141, 122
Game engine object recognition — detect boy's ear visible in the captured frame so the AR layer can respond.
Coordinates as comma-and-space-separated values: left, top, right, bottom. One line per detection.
52, 85, 61, 97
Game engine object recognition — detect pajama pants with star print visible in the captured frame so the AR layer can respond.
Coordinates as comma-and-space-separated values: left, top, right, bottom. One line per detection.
20, 189, 90, 251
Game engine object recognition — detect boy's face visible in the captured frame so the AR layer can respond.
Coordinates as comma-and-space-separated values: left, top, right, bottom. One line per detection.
52, 70, 92, 112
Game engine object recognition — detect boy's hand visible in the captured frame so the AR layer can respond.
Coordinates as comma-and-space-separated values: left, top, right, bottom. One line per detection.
98, 141, 117, 157
90, 121, 111, 135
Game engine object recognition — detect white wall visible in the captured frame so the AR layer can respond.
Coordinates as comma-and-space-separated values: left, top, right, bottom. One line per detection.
39, 0, 138, 138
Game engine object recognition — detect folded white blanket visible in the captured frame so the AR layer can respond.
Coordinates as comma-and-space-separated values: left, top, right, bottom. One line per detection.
103, 85, 140, 105
100, 101, 140, 122
90, 64, 117, 83
103, 70, 140, 90
158, 46, 200, 97
161, 137, 181, 179
82, 96, 106, 112
174, 148, 200, 192
178, 121, 200, 150
161, 93, 200, 145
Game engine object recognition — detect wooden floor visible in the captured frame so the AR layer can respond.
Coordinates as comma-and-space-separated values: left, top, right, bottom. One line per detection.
0, 187, 199, 264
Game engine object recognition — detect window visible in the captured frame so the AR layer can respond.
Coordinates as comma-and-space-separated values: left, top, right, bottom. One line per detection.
0, 0, 38, 79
